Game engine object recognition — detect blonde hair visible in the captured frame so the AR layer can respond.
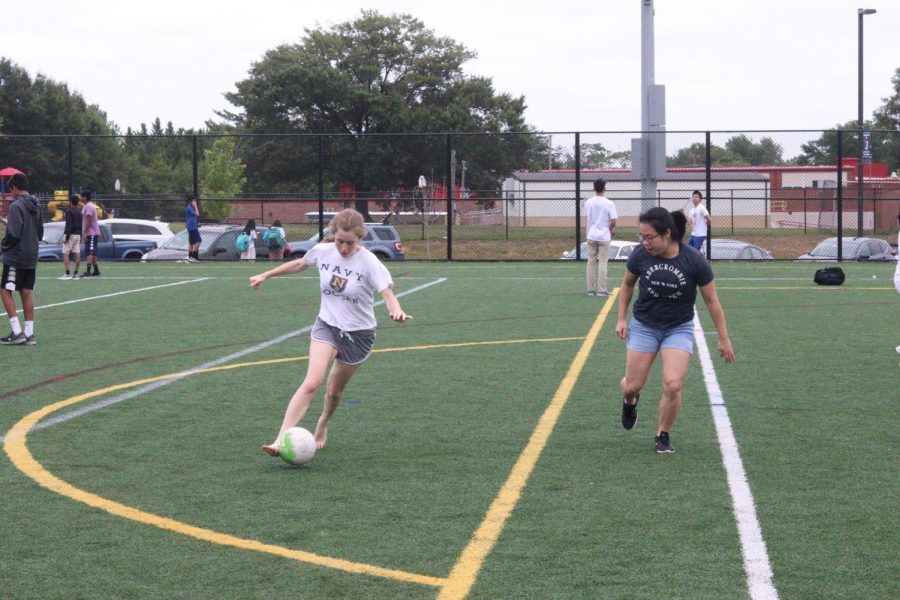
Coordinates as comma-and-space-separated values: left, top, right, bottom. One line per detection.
328, 209, 367, 239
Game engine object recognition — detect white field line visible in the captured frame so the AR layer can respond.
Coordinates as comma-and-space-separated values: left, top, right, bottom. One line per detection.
693, 311, 779, 600
25, 278, 210, 312
2, 278, 446, 440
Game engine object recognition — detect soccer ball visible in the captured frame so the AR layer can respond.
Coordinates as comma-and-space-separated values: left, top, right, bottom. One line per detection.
278, 427, 316, 465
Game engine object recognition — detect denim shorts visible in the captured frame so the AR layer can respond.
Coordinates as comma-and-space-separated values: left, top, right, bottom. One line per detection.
626, 317, 695, 355
311, 317, 376, 365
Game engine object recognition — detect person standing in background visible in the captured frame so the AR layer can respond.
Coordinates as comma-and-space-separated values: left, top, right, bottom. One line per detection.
60, 195, 82, 279
584, 178, 617, 297
185, 194, 202, 263
687, 190, 711, 253
81, 190, 100, 276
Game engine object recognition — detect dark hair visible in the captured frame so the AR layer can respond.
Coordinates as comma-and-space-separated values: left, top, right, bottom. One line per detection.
185, 193, 195, 203
639, 207, 686, 242
692, 190, 703, 199
70, 195, 80, 205
81, 190, 92, 201
8, 173, 28, 190
272, 219, 282, 228
244, 219, 256, 234
594, 178, 606, 193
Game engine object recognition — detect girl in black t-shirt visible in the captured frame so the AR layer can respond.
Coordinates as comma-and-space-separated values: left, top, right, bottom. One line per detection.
615, 208, 734, 454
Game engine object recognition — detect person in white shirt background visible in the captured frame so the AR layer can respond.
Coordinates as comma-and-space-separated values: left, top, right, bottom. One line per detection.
687, 190, 711, 253
583, 178, 617, 297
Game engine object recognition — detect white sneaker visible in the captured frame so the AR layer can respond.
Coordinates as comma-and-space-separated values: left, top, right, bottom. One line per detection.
58, 274, 71, 280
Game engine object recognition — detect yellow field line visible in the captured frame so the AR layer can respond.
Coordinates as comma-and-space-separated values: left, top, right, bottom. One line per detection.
437, 291, 619, 600
3, 335, 583, 589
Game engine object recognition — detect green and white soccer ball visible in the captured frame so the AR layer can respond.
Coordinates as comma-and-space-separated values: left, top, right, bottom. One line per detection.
278, 427, 317, 465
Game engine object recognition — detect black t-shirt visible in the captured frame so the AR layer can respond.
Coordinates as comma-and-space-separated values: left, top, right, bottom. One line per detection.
626, 243, 714, 328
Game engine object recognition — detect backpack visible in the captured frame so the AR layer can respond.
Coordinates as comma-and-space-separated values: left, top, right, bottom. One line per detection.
235, 232, 251, 253
264, 227, 284, 249
813, 267, 845, 286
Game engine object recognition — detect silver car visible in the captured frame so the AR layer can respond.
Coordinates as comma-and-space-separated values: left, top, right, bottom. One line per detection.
706, 239, 774, 260
797, 237, 896, 262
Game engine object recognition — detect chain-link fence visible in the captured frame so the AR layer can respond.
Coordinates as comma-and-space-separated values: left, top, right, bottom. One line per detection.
2, 130, 898, 260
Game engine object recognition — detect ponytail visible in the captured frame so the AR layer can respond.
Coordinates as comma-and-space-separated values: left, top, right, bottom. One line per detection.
639, 207, 686, 242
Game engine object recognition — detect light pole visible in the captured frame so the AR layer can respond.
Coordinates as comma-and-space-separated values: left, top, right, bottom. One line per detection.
857, 8, 876, 238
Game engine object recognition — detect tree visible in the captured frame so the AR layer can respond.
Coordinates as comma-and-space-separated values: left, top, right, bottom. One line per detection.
668, 136, 785, 167
0, 58, 121, 192
796, 67, 899, 171
201, 136, 247, 221
221, 11, 540, 195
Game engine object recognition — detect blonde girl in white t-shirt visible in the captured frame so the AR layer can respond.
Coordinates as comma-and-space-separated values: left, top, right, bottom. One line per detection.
250, 209, 413, 454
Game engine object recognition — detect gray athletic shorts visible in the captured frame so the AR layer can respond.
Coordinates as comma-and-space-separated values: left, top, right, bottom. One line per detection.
310, 317, 376, 366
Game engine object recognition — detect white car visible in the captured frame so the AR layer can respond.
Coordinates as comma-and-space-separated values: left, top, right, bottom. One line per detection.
99, 219, 175, 247
561, 240, 639, 260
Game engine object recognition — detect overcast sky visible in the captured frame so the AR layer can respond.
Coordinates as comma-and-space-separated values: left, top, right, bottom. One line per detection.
2, 0, 898, 134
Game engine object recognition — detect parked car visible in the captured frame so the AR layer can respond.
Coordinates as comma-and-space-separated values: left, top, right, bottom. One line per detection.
39, 222, 156, 261
797, 237, 896, 262
561, 240, 639, 261
289, 224, 405, 260
141, 224, 300, 261
100, 218, 174, 247
705, 239, 773, 260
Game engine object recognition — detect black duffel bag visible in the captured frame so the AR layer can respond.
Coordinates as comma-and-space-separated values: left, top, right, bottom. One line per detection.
814, 267, 845, 285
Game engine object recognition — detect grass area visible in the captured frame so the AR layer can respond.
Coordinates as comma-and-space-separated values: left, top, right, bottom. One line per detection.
1, 260, 897, 598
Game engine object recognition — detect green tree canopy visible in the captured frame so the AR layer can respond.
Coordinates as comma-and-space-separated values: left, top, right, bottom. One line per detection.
796, 67, 899, 171
221, 10, 538, 193
201, 136, 246, 221
668, 135, 785, 167
0, 58, 120, 191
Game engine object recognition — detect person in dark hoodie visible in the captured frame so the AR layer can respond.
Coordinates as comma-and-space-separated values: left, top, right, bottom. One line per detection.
1, 173, 43, 345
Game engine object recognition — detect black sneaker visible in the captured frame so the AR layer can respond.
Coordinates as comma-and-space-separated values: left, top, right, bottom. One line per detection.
1, 331, 26, 345
655, 431, 676, 454
621, 394, 639, 430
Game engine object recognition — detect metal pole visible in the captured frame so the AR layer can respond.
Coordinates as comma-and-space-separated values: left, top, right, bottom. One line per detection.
837, 130, 844, 262
575, 132, 581, 260
318, 135, 325, 238
446, 134, 453, 261
857, 8, 876, 237
192, 135, 199, 199
67, 136, 74, 195
705, 131, 712, 258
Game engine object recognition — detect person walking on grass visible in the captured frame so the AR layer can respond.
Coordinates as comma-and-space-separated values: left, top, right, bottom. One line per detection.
60, 195, 82, 280
1, 173, 43, 346
185, 194, 201, 263
263, 219, 286, 260
239, 219, 258, 261
615, 207, 734, 454
250, 208, 413, 454
81, 190, 100, 276
584, 178, 617, 297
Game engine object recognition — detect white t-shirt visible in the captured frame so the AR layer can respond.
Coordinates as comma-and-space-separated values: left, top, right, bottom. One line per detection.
689, 204, 710, 237
302, 243, 393, 331
894, 231, 900, 292
584, 195, 618, 242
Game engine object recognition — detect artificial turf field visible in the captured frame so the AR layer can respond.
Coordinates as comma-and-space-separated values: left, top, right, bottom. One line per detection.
1, 260, 897, 599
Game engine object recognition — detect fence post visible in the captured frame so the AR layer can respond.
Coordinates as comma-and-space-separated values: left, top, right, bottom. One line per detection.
192, 135, 199, 200
318, 135, 325, 238
803, 188, 807, 232
705, 131, 712, 258
446, 133, 453, 261
730, 189, 734, 234
837, 129, 843, 262
575, 132, 581, 260
67, 136, 74, 195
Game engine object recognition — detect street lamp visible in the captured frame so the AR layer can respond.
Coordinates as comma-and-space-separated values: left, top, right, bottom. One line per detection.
857, 8, 876, 237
